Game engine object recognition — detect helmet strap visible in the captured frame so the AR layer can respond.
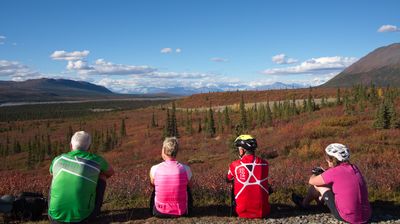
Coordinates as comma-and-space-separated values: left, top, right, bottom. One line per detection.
238, 147, 245, 158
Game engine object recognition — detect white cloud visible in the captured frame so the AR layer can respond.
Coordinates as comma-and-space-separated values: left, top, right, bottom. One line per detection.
210, 57, 229, 63
377, 24, 400, 33
134, 71, 211, 79
262, 56, 358, 75
160, 48, 173, 53
0, 60, 41, 80
0, 36, 5, 44
93, 59, 156, 75
161, 48, 182, 54
50, 50, 90, 61
272, 54, 298, 64
67, 60, 91, 70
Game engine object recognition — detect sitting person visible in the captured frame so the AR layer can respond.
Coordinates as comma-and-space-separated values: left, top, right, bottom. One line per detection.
226, 135, 271, 218
292, 143, 371, 224
149, 137, 193, 217
48, 131, 114, 223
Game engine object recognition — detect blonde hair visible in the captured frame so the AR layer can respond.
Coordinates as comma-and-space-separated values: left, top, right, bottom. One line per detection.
71, 131, 91, 151
163, 137, 179, 157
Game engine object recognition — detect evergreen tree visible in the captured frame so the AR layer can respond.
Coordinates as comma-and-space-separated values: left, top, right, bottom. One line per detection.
46, 134, 52, 157
343, 91, 355, 115
67, 125, 73, 143
302, 99, 307, 113
206, 107, 216, 137
26, 141, 33, 169
151, 112, 157, 128
163, 109, 171, 137
272, 101, 279, 118
197, 118, 202, 133
336, 88, 342, 106
223, 106, 231, 130
373, 101, 390, 129
265, 102, 273, 126
307, 91, 314, 113
217, 111, 224, 133
388, 101, 400, 129
171, 102, 179, 137
258, 104, 266, 127
185, 109, 193, 135
321, 97, 327, 108
120, 118, 127, 137
239, 95, 248, 131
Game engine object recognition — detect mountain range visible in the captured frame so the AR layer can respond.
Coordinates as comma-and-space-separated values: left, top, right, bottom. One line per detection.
323, 43, 400, 87
0, 78, 173, 104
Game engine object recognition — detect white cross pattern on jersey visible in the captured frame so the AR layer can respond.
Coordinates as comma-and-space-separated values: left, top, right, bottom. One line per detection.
234, 161, 269, 199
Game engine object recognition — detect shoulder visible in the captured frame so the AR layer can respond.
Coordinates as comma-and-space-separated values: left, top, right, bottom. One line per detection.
257, 156, 268, 164
229, 159, 241, 169
150, 162, 163, 173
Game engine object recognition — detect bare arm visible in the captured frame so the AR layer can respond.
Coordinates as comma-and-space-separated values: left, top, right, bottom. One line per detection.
100, 165, 114, 180
308, 174, 325, 186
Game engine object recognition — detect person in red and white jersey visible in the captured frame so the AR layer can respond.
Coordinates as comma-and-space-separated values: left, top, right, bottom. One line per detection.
226, 134, 271, 218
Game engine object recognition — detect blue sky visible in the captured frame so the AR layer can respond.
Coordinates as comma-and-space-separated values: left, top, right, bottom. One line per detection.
0, 0, 399, 93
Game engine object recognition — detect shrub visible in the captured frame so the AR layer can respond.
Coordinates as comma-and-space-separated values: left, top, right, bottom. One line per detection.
321, 116, 358, 127
188, 158, 205, 164
309, 126, 344, 139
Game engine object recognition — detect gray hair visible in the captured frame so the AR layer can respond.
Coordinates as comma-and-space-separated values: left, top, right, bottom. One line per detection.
71, 131, 91, 151
163, 137, 178, 157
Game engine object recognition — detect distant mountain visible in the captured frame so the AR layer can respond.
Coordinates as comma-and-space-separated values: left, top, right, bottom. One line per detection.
323, 43, 400, 87
122, 82, 306, 95
0, 78, 173, 104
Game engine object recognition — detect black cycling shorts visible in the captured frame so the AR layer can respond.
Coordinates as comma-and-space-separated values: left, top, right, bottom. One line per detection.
322, 191, 344, 222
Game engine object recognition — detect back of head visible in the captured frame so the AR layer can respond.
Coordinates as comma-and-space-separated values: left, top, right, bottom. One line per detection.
71, 131, 91, 151
325, 143, 350, 164
234, 134, 257, 151
163, 137, 179, 157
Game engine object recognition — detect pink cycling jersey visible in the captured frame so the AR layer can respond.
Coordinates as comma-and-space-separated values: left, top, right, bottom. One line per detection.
322, 163, 371, 224
150, 159, 192, 216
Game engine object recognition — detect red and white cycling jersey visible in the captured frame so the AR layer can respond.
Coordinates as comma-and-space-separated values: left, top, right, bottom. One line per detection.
227, 154, 270, 218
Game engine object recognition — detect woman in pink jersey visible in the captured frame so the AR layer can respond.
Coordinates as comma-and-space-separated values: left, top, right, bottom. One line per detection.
149, 137, 193, 217
292, 143, 371, 224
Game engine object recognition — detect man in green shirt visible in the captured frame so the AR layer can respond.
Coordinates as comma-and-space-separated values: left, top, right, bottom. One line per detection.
48, 131, 114, 223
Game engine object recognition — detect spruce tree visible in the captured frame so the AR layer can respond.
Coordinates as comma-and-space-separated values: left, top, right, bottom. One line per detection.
336, 88, 342, 106
151, 112, 157, 128
321, 97, 326, 108
185, 109, 193, 135
206, 107, 216, 137
258, 104, 266, 127
66, 125, 73, 144
217, 111, 224, 133
46, 134, 52, 157
26, 141, 33, 169
265, 102, 273, 126
120, 118, 127, 137
197, 118, 202, 133
388, 101, 400, 129
239, 95, 248, 131
163, 109, 171, 137
223, 106, 230, 130
373, 101, 390, 129
171, 102, 179, 137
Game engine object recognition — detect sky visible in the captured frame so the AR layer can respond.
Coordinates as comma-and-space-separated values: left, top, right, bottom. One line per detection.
0, 0, 399, 93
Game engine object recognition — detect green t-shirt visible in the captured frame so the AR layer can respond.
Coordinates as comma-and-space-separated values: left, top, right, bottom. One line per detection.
48, 150, 109, 222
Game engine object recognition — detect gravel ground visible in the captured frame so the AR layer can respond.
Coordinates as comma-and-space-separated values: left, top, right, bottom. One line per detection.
115, 213, 400, 224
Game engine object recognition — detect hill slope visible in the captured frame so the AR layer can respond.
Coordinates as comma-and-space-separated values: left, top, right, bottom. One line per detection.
0, 78, 175, 104
323, 43, 400, 87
